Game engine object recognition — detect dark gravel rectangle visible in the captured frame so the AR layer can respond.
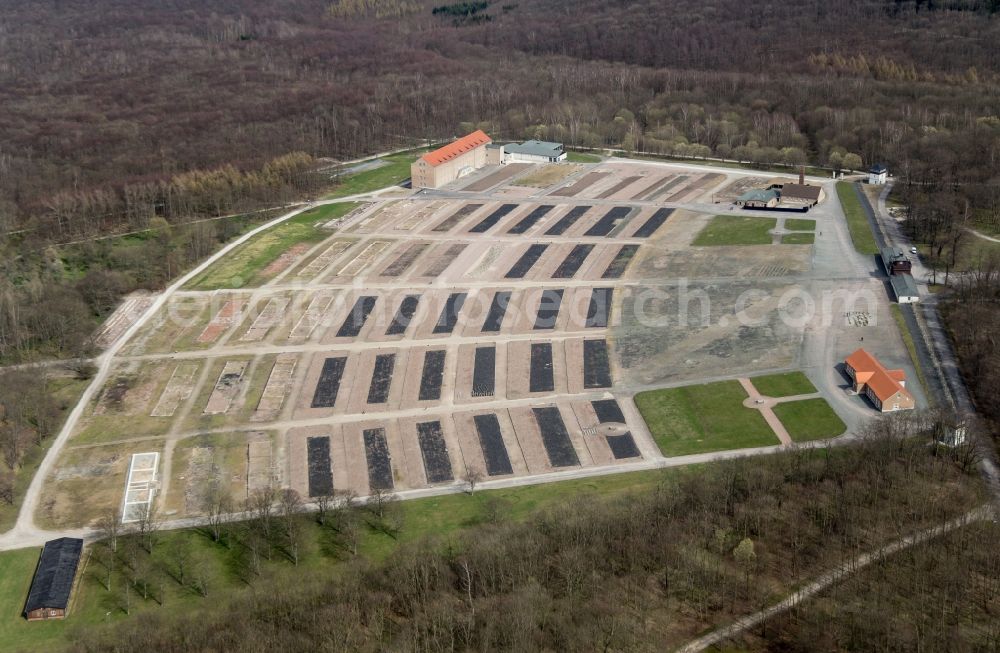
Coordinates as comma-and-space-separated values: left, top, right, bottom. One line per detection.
381, 243, 429, 277
336, 296, 377, 337
641, 175, 687, 201
469, 204, 517, 233
551, 171, 608, 197
532, 406, 580, 467
597, 175, 643, 199
481, 291, 511, 332
473, 413, 513, 476
472, 346, 496, 397
507, 205, 554, 234
633, 208, 673, 237
385, 295, 420, 336
630, 175, 672, 200
363, 427, 394, 491
583, 339, 612, 388
544, 206, 591, 235
606, 433, 641, 459
306, 436, 333, 497
433, 204, 483, 232
602, 244, 640, 279
529, 343, 554, 392
366, 353, 396, 404
591, 398, 625, 424
421, 243, 467, 277
432, 292, 468, 334
416, 421, 453, 484
586, 287, 614, 328
584, 206, 632, 237
418, 350, 446, 401
505, 244, 549, 278
310, 357, 347, 408
551, 244, 594, 279
533, 289, 565, 329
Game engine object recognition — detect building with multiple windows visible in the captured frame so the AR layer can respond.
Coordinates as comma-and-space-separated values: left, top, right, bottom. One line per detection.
410, 130, 495, 189
844, 348, 915, 413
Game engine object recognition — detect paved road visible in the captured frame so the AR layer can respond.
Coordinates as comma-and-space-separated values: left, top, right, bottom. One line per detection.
863, 183, 1000, 502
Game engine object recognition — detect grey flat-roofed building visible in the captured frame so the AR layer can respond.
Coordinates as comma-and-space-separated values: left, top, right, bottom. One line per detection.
504, 140, 566, 163
23, 538, 83, 620
735, 188, 779, 208
890, 273, 920, 303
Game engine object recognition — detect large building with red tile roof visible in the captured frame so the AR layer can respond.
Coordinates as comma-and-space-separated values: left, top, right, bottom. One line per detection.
844, 348, 915, 412
411, 130, 498, 189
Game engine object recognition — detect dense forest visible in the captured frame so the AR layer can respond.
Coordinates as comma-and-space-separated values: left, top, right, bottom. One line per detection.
61, 421, 994, 652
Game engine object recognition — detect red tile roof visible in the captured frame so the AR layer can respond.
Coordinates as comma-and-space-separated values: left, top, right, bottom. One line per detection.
421, 130, 492, 167
845, 348, 912, 403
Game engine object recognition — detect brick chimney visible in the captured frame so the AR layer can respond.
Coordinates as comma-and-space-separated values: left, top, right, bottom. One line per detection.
798, 166, 805, 185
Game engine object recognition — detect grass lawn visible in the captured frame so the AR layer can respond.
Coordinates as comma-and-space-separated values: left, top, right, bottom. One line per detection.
890, 304, 929, 394
634, 381, 779, 456
692, 215, 776, 246
750, 371, 817, 397
0, 465, 682, 650
565, 151, 602, 163
784, 218, 815, 231
782, 232, 815, 245
0, 547, 70, 651
772, 398, 847, 442
836, 181, 879, 255
184, 202, 357, 290
323, 151, 425, 199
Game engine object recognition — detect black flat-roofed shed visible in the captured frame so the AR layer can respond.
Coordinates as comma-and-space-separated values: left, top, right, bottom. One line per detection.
23, 537, 83, 621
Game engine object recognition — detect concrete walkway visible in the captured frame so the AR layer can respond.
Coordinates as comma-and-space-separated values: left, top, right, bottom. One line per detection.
738, 378, 821, 446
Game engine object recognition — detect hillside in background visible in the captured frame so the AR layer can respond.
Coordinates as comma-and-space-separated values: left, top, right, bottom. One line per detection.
1, 0, 999, 238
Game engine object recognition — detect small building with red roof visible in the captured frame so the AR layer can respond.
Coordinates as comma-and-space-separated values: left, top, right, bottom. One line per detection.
411, 130, 496, 189
844, 348, 915, 413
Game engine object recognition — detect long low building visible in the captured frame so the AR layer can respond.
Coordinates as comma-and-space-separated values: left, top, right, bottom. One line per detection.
23, 537, 83, 621
890, 273, 920, 303
502, 140, 566, 163
410, 130, 499, 189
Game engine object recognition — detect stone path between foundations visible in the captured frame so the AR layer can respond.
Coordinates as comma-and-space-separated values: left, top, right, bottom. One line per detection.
738, 378, 821, 447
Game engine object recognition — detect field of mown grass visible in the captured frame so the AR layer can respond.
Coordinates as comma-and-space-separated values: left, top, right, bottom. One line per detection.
692, 215, 776, 246
773, 398, 847, 442
836, 181, 879, 255
184, 202, 357, 290
782, 232, 815, 244
750, 371, 817, 397
634, 380, 779, 455
323, 151, 426, 199
784, 218, 816, 231
565, 151, 603, 163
